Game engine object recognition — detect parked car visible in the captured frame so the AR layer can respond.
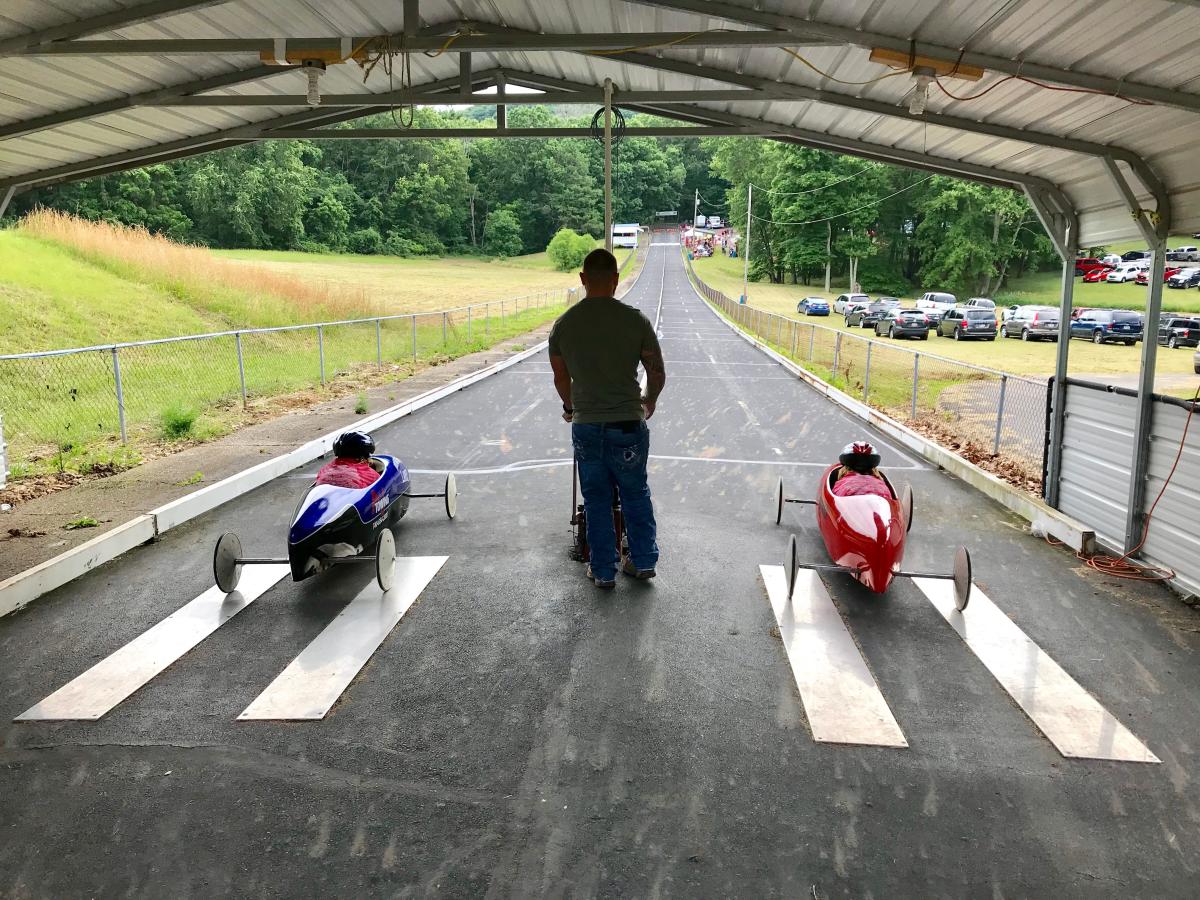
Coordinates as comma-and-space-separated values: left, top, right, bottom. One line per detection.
832, 292, 871, 314
1167, 267, 1200, 289
1100, 253, 1123, 267
1106, 262, 1146, 283
915, 291, 957, 315
1074, 258, 1109, 276
1083, 265, 1115, 283
1176, 245, 1198, 258
1157, 316, 1200, 349
1135, 266, 1184, 285
874, 308, 931, 340
1195, 349, 1200, 374
962, 297, 997, 311
1121, 250, 1153, 262
937, 308, 998, 340
846, 299, 899, 328
796, 297, 830, 316
1070, 309, 1143, 345
1001, 305, 1060, 341
1071, 306, 1097, 320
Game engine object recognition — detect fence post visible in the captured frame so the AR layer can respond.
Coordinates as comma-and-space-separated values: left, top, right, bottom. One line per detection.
111, 347, 127, 444
808, 326, 815, 361
467, 305, 473, 343
442, 311, 448, 346
235, 332, 247, 408
790, 322, 798, 359
375, 319, 382, 369
863, 341, 872, 401
833, 332, 842, 373
485, 303, 490, 335
411, 315, 417, 363
993, 374, 1008, 455
911, 354, 920, 419
317, 325, 325, 385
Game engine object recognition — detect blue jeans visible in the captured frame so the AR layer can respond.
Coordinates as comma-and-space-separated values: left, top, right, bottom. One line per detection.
572, 421, 659, 580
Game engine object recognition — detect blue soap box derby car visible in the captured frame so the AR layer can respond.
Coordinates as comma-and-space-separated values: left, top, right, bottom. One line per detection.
213, 437, 456, 594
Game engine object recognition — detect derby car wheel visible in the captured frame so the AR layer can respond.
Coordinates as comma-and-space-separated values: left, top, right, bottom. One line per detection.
213, 532, 243, 593
900, 483, 914, 533
375, 529, 396, 592
786, 533, 799, 600
444, 473, 458, 520
775, 477, 785, 525
953, 546, 972, 611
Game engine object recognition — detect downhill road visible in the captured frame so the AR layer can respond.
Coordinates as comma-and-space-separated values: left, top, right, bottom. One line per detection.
2, 239, 1199, 898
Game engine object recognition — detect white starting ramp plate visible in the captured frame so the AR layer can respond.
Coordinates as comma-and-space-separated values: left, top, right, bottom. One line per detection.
760, 564, 907, 748
914, 577, 1159, 764
16, 565, 289, 721
239, 555, 447, 721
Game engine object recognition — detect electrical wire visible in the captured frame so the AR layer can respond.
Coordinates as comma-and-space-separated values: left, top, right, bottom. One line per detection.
750, 163, 880, 196
1045, 384, 1198, 582
589, 28, 735, 56
747, 174, 936, 226
934, 73, 1153, 106
780, 46, 912, 86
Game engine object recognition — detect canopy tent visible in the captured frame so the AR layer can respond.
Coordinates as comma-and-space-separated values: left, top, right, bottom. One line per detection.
1, 0, 1198, 552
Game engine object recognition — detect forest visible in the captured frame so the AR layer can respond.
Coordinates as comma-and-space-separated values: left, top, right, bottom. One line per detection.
13, 106, 1059, 297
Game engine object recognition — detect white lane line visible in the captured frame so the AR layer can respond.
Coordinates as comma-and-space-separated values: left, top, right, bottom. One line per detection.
16, 565, 289, 721
913, 578, 1160, 763
760, 565, 908, 748
239, 556, 448, 721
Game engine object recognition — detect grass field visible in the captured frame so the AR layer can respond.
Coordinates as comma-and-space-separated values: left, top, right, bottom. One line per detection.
691, 252, 1199, 380
0, 214, 630, 480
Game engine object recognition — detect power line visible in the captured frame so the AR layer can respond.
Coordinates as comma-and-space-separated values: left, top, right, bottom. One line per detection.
747, 174, 937, 226
749, 163, 880, 196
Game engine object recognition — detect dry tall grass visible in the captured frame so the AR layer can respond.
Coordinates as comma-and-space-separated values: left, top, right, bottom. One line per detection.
19, 209, 378, 325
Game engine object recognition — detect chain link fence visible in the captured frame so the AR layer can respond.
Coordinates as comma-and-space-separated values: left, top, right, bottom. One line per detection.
684, 257, 1048, 485
0, 289, 575, 478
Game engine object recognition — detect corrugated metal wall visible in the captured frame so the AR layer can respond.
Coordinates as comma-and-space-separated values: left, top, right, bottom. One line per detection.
1055, 380, 1200, 597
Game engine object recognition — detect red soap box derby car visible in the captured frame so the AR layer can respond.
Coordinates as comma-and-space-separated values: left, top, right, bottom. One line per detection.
775, 464, 972, 610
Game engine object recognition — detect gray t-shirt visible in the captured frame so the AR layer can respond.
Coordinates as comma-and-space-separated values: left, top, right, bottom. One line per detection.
548, 296, 660, 424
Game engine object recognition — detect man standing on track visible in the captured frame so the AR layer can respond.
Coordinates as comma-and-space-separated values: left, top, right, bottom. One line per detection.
549, 248, 666, 590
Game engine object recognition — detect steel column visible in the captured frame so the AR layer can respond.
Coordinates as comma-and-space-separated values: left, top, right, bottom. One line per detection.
603, 78, 613, 253
0, 185, 16, 220
1125, 234, 1169, 552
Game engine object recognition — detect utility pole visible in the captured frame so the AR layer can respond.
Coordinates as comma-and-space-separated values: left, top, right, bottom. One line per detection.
693, 187, 699, 228
603, 77, 613, 253
824, 221, 831, 293
469, 187, 477, 247
742, 182, 752, 304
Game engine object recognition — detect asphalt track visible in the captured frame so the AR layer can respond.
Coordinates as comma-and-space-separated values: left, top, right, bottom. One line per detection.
3, 242, 1200, 898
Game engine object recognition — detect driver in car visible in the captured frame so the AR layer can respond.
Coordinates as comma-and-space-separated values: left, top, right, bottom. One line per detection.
832, 441, 891, 498
315, 431, 381, 489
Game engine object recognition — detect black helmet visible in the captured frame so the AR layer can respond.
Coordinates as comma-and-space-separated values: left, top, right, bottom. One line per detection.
839, 440, 880, 474
333, 431, 374, 459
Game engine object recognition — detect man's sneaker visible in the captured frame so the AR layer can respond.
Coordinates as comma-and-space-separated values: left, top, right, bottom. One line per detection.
621, 557, 657, 580
586, 565, 616, 590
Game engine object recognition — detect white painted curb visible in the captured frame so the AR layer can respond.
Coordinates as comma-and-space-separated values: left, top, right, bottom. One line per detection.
686, 271, 1096, 554
0, 515, 157, 618
0, 340, 550, 618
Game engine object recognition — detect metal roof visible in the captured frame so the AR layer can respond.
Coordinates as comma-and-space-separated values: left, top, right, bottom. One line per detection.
1, 0, 1198, 245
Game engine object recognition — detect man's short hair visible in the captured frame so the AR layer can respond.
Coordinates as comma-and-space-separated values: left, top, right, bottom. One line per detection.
582, 248, 619, 278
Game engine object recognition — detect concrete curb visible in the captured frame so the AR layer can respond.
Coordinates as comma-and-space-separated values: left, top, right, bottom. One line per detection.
685, 271, 1096, 554
0, 341, 550, 619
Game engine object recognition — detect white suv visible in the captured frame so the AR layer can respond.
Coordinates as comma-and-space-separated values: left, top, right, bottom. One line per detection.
1106, 262, 1146, 283
832, 292, 870, 314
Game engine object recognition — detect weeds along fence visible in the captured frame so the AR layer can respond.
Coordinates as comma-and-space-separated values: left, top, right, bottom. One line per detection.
683, 257, 1049, 482
0, 289, 573, 477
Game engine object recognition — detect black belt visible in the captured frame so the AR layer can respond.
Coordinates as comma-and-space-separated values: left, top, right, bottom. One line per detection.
598, 420, 642, 432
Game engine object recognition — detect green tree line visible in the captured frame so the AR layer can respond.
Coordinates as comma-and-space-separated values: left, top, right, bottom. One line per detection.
15, 106, 1056, 295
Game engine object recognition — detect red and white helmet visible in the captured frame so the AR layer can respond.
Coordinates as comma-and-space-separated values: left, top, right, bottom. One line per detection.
839, 441, 881, 473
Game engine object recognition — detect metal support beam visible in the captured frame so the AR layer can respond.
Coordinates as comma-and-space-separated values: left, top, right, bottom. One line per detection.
0, 0, 228, 57
155, 88, 775, 107
262, 126, 760, 139
1124, 236, 1169, 553
592, 48, 1168, 206
459, 52, 472, 97
620, 0, 1200, 114
495, 72, 506, 129
0, 185, 17, 220
11, 30, 844, 56
603, 78, 614, 253
0, 65, 288, 142
0, 69, 502, 190
1101, 156, 1167, 247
